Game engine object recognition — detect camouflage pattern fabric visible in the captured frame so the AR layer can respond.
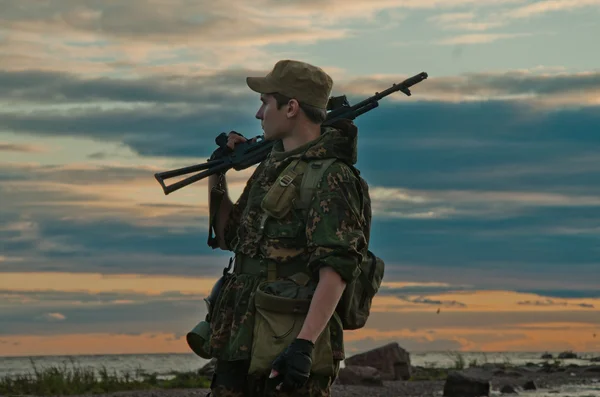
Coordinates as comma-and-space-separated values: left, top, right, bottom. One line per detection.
210, 359, 338, 397
211, 119, 369, 365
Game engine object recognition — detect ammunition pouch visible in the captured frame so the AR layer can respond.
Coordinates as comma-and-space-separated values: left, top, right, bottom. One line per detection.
260, 159, 308, 220
248, 278, 337, 377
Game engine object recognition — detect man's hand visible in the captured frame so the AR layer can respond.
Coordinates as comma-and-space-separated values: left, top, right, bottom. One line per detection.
269, 338, 314, 392
225, 131, 249, 150
208, 131, 248, 161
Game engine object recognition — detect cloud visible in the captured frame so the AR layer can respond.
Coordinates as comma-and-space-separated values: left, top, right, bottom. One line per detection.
434, 32, 533, 45
427, 1, 600, 38
4, 69, 600, 108
0, 0, 592, 74
506, 0, 600, 19
378, 284, 472, 296
0, 0, 418, 73
0, 66, 598, 292
517, 299, 595, 309
515, 289, 600, 299
1, 71, 599, 163
427, 12, 506, 32
0, 143, 47, 153
40, 313, 67, 322
338, 69, 600, 107
1, 89, 598, 281
345, 335, 463, 354
400, 296, 468, 307
366, 310, 600, 332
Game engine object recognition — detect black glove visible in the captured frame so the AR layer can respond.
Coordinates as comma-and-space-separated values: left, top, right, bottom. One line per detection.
270, 338, 314, 392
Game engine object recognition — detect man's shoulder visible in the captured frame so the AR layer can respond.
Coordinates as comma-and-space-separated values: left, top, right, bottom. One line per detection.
313, 159, 361, 192
324, 159, 359, 180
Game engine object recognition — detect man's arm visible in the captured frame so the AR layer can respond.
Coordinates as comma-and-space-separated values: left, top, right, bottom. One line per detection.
208, 133, 262, 251
297, 267, 346, 343
300, 162, 367, 339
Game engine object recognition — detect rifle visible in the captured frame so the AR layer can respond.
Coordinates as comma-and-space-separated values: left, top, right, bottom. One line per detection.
154, 71, 428, 195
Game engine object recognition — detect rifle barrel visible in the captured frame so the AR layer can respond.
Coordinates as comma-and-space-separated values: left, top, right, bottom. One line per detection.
155, 71, 428, 195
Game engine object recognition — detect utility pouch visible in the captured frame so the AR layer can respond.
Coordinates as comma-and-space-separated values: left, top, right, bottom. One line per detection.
260, 160, 308, 219
248, 274, 335, 377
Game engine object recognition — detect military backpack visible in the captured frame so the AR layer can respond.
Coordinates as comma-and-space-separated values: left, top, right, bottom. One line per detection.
266, 157, 385, 330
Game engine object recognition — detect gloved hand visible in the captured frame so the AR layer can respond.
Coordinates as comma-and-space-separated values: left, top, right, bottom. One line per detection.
269, 338, 314, 392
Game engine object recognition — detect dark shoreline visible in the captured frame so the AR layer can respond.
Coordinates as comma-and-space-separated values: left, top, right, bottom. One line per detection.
8, 362, 597, 397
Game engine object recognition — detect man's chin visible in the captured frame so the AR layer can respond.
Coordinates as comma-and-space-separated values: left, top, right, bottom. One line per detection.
262, 132, 276, 141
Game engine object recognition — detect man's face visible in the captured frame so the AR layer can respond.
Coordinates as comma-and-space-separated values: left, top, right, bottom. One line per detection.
255, 94, 291, 141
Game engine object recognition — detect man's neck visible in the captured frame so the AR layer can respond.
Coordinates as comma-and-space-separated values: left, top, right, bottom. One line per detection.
282, 123, 321, 152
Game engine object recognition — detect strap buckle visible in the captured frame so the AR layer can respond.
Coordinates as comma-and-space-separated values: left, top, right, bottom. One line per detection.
279, 174, 294, 187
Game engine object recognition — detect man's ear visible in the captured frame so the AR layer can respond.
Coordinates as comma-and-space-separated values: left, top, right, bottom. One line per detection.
286, 99, 300, 118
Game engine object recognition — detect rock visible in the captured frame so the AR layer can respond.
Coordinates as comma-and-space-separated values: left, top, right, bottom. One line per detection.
443, 369, 491, 397
516, 366, 536, 373
558, 351, 577, 359
344, 342, 411, 380
503, 370, 524, 378
197, 358, 217, 377
583, 366, 600, 373
541, 352, 553, 359
482, 363, 505, 371
500, 384, 518, 394
335, 365, 383, 386
523, 380, 537, 390
590, 356, 600, 362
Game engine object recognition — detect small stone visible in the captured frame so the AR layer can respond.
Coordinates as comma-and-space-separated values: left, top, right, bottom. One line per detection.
443, 369, 491, 397
500, 384, 518, 394
523, 380, 537, 390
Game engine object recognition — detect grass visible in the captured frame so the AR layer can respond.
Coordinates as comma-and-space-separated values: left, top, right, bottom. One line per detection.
409, 351, 576, 381
0, 358, 211, 396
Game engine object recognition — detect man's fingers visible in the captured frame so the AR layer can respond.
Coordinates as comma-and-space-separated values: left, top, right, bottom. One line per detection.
226, 135, 247, 150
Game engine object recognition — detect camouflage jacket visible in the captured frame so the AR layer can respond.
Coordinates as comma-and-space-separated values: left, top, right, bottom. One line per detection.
209, 119, 370, 363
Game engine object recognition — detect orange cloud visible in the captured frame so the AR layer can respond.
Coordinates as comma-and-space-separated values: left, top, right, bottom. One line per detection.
0, 333, 190, 357
0, 272, 217, 296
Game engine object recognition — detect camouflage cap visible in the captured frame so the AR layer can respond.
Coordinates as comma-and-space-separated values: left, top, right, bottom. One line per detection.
246, 60, 333, 110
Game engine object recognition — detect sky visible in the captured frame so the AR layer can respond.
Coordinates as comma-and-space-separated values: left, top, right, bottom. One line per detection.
0, 0, 599, 358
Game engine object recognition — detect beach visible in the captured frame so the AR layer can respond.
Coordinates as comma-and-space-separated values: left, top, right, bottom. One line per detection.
19, 367, 599, 397
2, 351, 599, 397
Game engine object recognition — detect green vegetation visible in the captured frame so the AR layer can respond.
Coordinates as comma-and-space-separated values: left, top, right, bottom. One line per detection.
0, 358, 211, 396
409, 352, 573, 381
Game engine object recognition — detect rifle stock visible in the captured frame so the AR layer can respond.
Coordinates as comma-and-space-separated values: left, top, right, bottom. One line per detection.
154, 71, 428, 195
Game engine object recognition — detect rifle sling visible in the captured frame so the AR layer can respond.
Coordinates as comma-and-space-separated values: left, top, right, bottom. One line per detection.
207, 185, 225, 249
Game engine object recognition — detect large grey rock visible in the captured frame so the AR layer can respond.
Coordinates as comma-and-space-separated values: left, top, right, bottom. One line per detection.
344, 342, 411, 380
336, 365, 383, 386
443, 369, 491, 397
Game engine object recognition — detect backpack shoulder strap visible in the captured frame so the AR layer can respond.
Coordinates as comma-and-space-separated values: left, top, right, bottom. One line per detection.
295, 158, 337, 210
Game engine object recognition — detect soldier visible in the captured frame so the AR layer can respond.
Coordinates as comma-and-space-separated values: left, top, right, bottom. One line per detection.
206, 59, 370, 396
